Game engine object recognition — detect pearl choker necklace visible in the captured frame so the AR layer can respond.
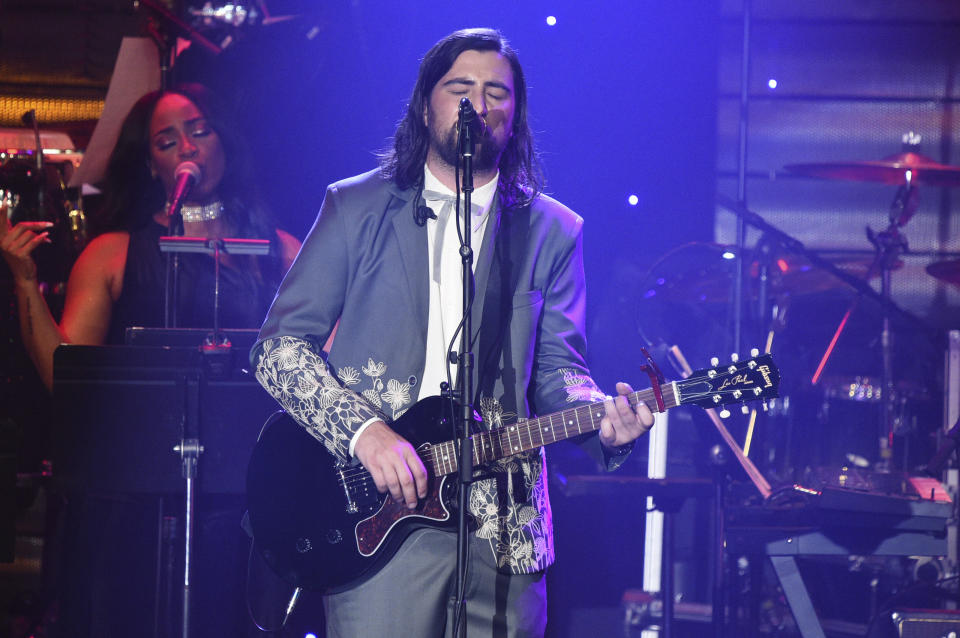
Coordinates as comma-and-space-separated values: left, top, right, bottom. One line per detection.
171, 201, 224, 223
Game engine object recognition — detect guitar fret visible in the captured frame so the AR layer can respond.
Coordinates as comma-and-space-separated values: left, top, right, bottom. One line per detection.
429, 355, 777, 473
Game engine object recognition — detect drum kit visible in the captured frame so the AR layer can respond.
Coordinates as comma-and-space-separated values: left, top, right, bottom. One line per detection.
640, 146, 960, 476
0, 127, 86, 249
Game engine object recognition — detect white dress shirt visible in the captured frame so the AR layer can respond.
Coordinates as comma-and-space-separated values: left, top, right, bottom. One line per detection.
348, 165, 498, 455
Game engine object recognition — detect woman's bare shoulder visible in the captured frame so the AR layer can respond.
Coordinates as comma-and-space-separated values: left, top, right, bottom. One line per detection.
275, 228, 301, 271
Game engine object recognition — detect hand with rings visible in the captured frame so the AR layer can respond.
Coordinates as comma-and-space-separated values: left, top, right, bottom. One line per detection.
0, 203, 53, 284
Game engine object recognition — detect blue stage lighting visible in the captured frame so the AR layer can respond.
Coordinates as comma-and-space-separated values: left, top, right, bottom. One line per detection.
628, 194, 639, 206
546, 15, 557, 26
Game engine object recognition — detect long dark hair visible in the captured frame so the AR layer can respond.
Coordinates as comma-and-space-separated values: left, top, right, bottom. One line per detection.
378, 28, 543, 210
96, 83, 276, 245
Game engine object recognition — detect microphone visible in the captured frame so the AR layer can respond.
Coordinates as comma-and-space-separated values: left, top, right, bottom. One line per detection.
167, 161, 202, 226
458, 98, 487, 137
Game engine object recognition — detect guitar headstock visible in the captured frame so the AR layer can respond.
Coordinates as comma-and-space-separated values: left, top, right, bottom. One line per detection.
676, 353, 780, 409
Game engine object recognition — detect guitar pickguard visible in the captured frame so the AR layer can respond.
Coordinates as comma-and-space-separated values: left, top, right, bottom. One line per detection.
355, 470, 454, 557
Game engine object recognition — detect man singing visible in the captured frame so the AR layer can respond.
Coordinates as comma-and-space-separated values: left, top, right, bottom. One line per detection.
252, 27, 654, 637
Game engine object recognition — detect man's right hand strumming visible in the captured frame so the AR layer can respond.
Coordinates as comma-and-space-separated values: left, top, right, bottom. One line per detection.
353, 420, 428, 510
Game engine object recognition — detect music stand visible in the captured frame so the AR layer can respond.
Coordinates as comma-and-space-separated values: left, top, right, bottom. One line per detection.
159, 236, 270, 344
53, 343, 277, 636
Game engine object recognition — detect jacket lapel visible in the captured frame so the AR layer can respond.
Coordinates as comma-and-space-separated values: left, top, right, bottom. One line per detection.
472, 203, 532, 405
389, 186, 429, 348
471, 203, 500, 344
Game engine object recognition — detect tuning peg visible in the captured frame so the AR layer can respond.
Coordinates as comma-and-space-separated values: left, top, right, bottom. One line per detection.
719, 408, 731, 418
710, 356, 719, 367
730, 353, 739, 363
727, 364, 738, 374
752, 387, 763, 396
741, 405, 750, 415
707, 369, 718, 379
750, 348, 759, 357
712, 395, 721, 404
732, 390, 742, 399
748, 359, 758, 369
762, 402, 769, 412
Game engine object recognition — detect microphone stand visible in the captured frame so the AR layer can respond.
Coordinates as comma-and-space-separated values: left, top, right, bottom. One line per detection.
157, 234, 268, 638
453, 103, 477, 638
164, 204, 184, 328
23, 110, 45, 219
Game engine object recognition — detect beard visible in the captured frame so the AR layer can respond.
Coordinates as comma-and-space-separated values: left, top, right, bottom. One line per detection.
429, 120, 505, 173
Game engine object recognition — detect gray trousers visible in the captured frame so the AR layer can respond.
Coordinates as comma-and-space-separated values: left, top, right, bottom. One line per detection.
324, 527, 547, 637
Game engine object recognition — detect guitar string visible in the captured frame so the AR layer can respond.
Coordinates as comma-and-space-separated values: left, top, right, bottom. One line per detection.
332, 375, 773, 489
332, 389, 681, 488
332, 384, 758, 489
333, 399, 627, 488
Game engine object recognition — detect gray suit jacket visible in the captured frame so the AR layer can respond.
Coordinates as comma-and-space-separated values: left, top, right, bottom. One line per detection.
253, 168, 629, 574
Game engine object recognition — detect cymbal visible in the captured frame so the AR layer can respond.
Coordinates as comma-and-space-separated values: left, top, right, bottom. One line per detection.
926, 258, 960, 286
650, 254, 898, 304
767, 254, 902, 296
785, 152, 960, 188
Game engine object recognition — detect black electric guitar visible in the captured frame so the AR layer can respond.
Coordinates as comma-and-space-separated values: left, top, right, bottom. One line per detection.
245, 354, 780, 593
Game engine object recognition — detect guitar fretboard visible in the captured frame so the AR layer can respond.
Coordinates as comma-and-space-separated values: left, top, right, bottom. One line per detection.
424, 383, 678, 478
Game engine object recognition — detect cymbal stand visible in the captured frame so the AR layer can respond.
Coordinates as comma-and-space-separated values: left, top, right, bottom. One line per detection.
810, 176, 914, 471
868, 175, 915, 470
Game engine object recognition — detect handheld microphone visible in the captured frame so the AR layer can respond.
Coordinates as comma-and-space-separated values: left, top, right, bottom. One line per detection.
458, 98, 487, 137
167, 161, 203, 226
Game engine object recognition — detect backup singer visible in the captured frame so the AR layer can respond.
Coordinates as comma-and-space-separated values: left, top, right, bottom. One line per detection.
0, 83, 299, 637
0, 83, 300, 391
252, 28, 654, 637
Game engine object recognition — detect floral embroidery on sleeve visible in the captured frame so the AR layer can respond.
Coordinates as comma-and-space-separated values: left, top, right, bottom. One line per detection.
255, 336, 383, 460
560, 368, 605, 403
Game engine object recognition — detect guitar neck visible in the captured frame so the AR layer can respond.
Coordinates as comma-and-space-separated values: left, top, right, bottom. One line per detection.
425, 383, 678, 478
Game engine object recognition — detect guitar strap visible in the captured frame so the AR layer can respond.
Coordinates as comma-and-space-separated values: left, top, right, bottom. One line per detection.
474, 202, 532, 415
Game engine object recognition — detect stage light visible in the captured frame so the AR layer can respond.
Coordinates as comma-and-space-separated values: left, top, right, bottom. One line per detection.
767, 78, 778, 89
627, 194, 639, 206
546, 15, 557, 26
304, 633, 317, 638
721, 250, 736, 260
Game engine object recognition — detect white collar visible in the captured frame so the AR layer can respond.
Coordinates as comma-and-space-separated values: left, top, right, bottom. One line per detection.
422, 164, 499, 218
